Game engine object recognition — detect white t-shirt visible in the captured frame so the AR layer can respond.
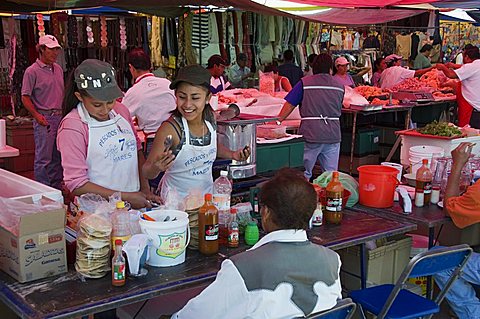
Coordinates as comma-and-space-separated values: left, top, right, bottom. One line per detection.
379, 66, 416, 89
455, 59, 480, 111
122, 74, 176, 134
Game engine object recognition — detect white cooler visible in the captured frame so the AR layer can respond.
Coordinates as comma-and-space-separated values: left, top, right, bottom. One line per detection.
0, 168, 63, 203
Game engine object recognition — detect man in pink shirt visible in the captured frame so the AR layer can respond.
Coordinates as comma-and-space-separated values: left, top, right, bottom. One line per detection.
21, 35, 64, 189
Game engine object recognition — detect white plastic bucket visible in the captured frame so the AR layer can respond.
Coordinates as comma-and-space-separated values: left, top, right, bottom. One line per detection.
139, 209, 190, 267
408, 145, 444, 175
381, 162, 403, 182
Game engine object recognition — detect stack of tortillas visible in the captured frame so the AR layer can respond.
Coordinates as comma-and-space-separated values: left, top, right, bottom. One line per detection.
75, 214, 112, 278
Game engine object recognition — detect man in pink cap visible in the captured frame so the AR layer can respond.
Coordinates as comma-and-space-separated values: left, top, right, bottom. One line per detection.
21, 35, 64, 189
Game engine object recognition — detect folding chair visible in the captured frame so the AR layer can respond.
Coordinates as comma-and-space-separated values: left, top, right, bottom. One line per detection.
305, 298, 357, 319
349, 244, 472, 319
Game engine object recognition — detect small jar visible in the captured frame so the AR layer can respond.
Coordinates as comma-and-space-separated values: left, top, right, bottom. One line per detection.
245, 221, 259, 245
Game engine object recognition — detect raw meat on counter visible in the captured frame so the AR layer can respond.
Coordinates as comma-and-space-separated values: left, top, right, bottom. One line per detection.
217, 94, 237, 104
354, 86, 385, 99
370, 98, 399, 105
257, 124, 287, 139
390, 78, 433, 92
419, 69, 448, 90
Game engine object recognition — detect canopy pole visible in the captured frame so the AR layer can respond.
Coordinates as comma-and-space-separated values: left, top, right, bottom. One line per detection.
199, 5, 202, 65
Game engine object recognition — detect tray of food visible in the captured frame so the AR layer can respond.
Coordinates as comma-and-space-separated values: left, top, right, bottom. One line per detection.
396, 121, 464, 139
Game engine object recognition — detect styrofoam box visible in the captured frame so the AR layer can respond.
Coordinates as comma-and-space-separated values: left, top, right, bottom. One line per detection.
0, 168, 63, 203
400, 135, 480, 167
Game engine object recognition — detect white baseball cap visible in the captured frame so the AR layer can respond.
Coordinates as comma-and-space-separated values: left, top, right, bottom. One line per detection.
335, 57, 350, 66
39, 35, 61, 49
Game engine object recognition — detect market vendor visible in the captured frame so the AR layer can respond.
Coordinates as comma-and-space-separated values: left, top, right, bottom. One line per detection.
435, 47, 480, 128
379, 54, 433, 89
122, 48, 176, 157
227, 53, 254, 89
172, 168, 342, 318
207, 54, 232, 94
142, 65, 250, 202
264, 64, 292, 93
333, 56, 370, 88
277, 53, 344, 180
434, 142, 480, 319
21, 35, 64, 190
371, 57, 386, 87
413, 44, 433, 70
57, 59, 156, 209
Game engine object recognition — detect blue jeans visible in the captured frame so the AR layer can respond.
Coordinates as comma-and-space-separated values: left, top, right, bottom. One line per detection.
33, 114, 63, 190
303, 142, 340, 180
434, 251, 480, 319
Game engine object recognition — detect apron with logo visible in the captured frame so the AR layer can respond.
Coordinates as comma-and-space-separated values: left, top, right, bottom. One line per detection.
77, 102, 140, 192
159, 117, 217, 201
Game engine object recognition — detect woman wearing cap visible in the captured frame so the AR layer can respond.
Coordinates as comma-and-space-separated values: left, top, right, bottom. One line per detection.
333, 56, 370, 88
57, 59, 156, 209
264, 64, 292, 93
379, 54, 432, 89
143, 65, 250, 201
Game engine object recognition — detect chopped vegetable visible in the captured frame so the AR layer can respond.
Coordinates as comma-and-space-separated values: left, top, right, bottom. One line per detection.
417, 121, 462, 137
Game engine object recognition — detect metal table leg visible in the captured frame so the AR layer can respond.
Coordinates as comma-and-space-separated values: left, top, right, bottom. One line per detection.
360, 243, 367, 289
426, 227, 435, 299
349, 112, 358, 175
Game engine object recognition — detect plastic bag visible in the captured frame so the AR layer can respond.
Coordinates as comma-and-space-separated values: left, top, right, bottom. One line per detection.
75, 193, 117, 279
231, 202, 254, 234
313, 171, 359, 207
343, 86, 368, 109
0, 197, 63, 236
259, 70, 275, 96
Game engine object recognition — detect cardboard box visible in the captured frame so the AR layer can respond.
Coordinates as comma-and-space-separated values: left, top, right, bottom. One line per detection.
0, 197, 67, 283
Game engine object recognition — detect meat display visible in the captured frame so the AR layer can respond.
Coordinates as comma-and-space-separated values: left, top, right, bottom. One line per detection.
390, 78, 433, 92
354, 86, 384, 99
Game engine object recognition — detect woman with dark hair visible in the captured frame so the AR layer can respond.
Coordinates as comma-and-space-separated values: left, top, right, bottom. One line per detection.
371, 57, 386, 87
264, 64, 292, 92
143, 65, 250, 201
413, 44, 433, 70
57, 59, 156, 209
173, 168, 342, 318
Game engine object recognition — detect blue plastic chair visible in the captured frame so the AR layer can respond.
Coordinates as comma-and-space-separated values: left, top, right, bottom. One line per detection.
349, 244, 472, 319
306, 298, 357, 319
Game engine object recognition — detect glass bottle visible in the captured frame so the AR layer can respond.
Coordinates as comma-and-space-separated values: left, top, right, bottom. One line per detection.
228, 208, 239, 248
415, 159, 433, 207
112, 239, 126, 287
325, 171, 344, 224
198, 193, 219, 255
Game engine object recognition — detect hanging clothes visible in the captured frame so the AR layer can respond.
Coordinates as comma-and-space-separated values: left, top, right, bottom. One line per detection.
353, 32, 360, 50
410, 32, 420, 61
396, 34, 411, 59
383, 32, 396, 56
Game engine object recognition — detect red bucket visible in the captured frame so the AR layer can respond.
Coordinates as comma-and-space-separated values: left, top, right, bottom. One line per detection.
358, 165, 399, 208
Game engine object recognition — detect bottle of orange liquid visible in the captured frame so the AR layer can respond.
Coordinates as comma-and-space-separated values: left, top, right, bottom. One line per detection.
198, 194, 219, 255
415, 159, 433, 207
324, 171, 344, 224
112, 239, 126, 287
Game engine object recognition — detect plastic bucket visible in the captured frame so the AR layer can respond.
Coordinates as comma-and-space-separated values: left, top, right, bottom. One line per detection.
358, 165, 400, 208
381, 162, 403, 182
139, 209, 190, 267
408, 145, 444, 175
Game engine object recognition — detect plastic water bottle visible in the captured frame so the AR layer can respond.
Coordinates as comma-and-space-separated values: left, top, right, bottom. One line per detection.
111, 201, 132, 249
213, 171, 232, 246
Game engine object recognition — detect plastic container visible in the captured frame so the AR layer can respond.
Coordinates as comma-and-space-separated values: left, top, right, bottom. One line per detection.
358, 165, 399, 208
245, 221, 259, 246
339, 235, 412, 290
139, 209, 190, 267
381, 162, 403, 183
213, 171, 232, 246
111, 201, 132, 248
406, 234, 431, 296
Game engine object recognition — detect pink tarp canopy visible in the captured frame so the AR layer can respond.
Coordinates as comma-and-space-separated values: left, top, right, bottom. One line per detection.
281, 0, 438, 8
304, 8, 427, 25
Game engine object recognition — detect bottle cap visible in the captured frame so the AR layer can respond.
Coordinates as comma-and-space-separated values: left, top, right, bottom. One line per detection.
422, 159, 429, 165
230, 207, 238, 214
116, 201, 125, 209
220, 170, 228, 177
205, 193, 213, 201
115, 239, 122, 246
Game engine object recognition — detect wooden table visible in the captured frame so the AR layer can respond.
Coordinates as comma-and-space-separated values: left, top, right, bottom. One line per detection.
0, 209, 415, 319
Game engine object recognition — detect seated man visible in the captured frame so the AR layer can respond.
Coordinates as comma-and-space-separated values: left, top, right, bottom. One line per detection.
434, 142, 480, 319
172, 168, 342, 318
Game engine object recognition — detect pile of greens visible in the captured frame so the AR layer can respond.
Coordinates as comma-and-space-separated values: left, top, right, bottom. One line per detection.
417, 121, 462, 137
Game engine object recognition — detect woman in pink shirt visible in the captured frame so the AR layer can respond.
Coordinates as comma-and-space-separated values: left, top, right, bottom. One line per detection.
57, 59, 156, 209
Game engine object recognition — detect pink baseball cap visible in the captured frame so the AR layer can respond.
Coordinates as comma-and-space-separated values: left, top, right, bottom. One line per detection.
335, 57, 349, 66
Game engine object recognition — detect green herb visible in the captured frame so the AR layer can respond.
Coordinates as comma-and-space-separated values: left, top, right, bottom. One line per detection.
417, 121, 462, 137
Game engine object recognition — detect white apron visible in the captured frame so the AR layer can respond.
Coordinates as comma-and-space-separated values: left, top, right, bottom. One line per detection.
159, 117, 217, 201
77, 102, 140, 192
